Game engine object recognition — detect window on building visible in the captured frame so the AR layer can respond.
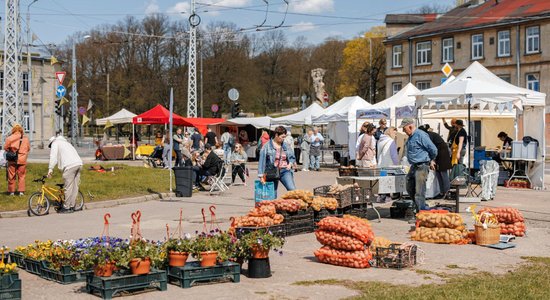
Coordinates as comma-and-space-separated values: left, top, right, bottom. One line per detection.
498, 74, 511, 83
392, 82, 402, 95
416, 81, 431, 90
23, 72, 29, 94
526, 26, 540, 54
0, 72, 3, 91
471, 34, 484, 59
23, 111, 31, 132
392, 45, 402, 68
442, 38, 454, 62
526, 73, 540, 91
416, 41, 432, 65
497, 30, 511, 57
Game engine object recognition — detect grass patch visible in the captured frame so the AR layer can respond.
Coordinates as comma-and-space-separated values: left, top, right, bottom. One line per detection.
0, 163, 172, 211
294, 257, 550, 299
255, 291, 268, 295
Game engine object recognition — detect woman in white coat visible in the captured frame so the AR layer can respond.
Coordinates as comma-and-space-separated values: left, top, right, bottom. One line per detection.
377, 127, 399, 167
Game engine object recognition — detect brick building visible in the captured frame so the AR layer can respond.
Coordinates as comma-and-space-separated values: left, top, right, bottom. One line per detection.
384, 0, 550, 152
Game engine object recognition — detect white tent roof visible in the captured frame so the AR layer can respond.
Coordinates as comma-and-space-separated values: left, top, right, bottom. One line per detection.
421, 109, 515, 119
221, 116, 273, 129
271, 103, 324, 126
312, 96, 371, 123
95, 108, 137, 125
416, 62, 546, 109
373, 83, 419, 110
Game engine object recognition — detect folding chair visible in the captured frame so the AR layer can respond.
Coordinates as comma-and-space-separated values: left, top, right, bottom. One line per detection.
208, 161, 229, 194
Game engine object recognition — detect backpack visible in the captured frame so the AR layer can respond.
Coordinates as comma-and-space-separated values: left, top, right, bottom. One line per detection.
228, 135, 235, 147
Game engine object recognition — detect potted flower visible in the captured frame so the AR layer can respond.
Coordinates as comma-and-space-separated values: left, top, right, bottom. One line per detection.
127, 239, 153, 275
239, 230, 284, 259
165, 236, 193, 267
1, 246, 18, 286
191, 231, 227, 267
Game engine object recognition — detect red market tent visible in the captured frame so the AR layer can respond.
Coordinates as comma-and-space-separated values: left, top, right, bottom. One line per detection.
181, 117, 225, 135
132, 104, 188, 125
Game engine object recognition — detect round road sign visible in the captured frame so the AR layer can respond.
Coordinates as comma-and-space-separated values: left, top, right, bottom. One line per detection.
78, 106, 86, 115
211, 104, 219, 113
228, 88, 239, 101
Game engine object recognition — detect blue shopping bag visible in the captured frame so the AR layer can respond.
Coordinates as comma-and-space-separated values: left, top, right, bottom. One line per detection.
254, 180, 276, 204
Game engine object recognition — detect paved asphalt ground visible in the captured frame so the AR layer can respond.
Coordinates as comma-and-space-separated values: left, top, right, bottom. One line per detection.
1, 148, 550, 299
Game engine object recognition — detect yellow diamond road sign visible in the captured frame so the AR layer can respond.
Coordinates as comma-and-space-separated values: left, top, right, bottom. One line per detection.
442, 63, 453, 77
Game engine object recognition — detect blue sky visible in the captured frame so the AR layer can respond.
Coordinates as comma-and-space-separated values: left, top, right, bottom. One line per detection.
18, 0, 455, 46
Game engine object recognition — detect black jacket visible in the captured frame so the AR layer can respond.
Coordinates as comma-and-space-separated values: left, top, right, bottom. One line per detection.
427, 131, 452, 171
203, 151, 222, 175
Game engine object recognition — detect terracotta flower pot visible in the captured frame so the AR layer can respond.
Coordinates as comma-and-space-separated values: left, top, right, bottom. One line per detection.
168, 251, 189, 267
94, 262, 115, 277
129, 258, 151, 275
251, 245, 269, 259
200, 251, 218, 267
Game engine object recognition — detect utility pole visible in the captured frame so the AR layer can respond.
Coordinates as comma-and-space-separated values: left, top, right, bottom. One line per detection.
187, 0, 200, 118
368, 37, 373, 104
71, 42, 78, 145
106, 72, 110, 115
40, 65, 44, 148
26, 0, 38, 148
2, 0, 23, 144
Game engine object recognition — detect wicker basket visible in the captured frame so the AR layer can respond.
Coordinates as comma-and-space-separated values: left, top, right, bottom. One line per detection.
474, 224, 500, 245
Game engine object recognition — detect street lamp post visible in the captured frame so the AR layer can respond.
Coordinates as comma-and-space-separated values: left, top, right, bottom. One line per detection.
27, 0, 38, 149
367, 37, 373, 104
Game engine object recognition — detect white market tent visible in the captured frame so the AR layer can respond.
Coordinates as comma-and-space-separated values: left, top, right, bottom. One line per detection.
95, 108, 137, 125
415, 61, 546, 188
372, 83, 419, 124
221, 116, 274, 129
312, 96, 372, 160
271, 103, 324, 126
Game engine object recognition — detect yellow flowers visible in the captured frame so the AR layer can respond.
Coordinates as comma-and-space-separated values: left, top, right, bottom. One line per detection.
0, 262, 17, 274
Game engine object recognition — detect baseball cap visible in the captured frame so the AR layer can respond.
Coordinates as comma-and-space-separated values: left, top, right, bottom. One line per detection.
48, 136, 56, 148
399, 118, 415, 128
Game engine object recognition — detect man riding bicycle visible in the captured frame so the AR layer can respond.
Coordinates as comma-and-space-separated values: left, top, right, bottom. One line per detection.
47, 136, 83, 213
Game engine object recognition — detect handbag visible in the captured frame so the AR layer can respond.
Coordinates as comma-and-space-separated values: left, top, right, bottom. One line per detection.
264, 146, 282, 181
6, 134, 23, 162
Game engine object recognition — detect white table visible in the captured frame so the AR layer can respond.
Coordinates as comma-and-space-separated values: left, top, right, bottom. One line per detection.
501, 157, 537, 186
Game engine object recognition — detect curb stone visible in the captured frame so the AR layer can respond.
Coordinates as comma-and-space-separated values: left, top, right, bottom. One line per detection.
0, 192, 177, 219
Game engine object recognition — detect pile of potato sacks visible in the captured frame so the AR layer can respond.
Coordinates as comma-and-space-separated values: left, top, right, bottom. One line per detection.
410, 211, 468, 244
314, 216, 375, 268
479, 207, 526, 237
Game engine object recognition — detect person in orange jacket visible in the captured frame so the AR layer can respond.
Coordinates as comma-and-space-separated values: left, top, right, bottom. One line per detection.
3, 124, 30, 196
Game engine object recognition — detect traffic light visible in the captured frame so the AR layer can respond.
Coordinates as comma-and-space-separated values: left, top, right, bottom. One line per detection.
231, 101, 241, 118
55, 99, 62, 115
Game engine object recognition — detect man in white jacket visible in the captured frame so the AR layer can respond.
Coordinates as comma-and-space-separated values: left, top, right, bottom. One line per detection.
47, 136, 83, 213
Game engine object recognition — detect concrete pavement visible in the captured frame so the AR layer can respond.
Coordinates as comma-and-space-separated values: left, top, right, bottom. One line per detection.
1, 170, 550, 299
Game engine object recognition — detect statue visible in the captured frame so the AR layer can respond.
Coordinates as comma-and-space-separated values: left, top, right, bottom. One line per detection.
311, 68, 327, 106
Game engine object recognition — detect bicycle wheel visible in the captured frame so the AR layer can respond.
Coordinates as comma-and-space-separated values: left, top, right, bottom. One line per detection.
28, 192, 50, 216
73, 191, 85, 211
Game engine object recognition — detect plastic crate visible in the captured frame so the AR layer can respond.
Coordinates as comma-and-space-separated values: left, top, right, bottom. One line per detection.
285, 220, 314, 236
313, 186, 353, 208
167, 261, 240, 288
281, 209, 314, 223
351, 187, 372, 205
342, 205, 366, 218
356, 168, 382, 177
23, 258, 42, 276
235, 224, 286, 239
338, 168, 357, 177
375, 243, 417, 269
7, 253, 24, 268
86, 269, 167, 299
40, 262, 92, 284
313, 209, 343, 223
0, 273, 21, 300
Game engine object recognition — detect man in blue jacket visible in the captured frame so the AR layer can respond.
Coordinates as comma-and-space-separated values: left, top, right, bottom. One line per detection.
400, 118, 437, 213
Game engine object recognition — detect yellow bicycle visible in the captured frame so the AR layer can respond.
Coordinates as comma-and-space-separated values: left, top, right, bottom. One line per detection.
28, 176, 84, 216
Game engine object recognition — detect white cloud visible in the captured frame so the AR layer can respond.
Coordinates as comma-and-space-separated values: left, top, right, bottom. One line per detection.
145, 0, 160, 15
290, 21, 317, 32
289, 0, 334, 14
167, 2, 191, 15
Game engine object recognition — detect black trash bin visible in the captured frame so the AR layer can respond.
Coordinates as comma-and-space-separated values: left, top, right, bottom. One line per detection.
173, 166, 193, 197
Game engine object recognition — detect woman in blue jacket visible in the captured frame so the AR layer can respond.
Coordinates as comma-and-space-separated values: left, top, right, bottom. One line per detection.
258, 126, 296, 195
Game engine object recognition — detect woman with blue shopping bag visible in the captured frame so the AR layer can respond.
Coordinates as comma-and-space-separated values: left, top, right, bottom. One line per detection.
257, 126, 296, 199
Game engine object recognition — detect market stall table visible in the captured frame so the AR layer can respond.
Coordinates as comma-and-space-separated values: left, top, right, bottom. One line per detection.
501, 157, 537, 187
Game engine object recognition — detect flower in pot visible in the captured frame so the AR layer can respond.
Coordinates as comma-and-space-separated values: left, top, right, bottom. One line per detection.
239, 230, 285, 259
191, 231, 227, 267
127, 239, 153, 275
165, 236, 193, 267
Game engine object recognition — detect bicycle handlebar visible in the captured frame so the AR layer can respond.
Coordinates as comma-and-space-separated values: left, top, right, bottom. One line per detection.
32, 175, 48, 183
